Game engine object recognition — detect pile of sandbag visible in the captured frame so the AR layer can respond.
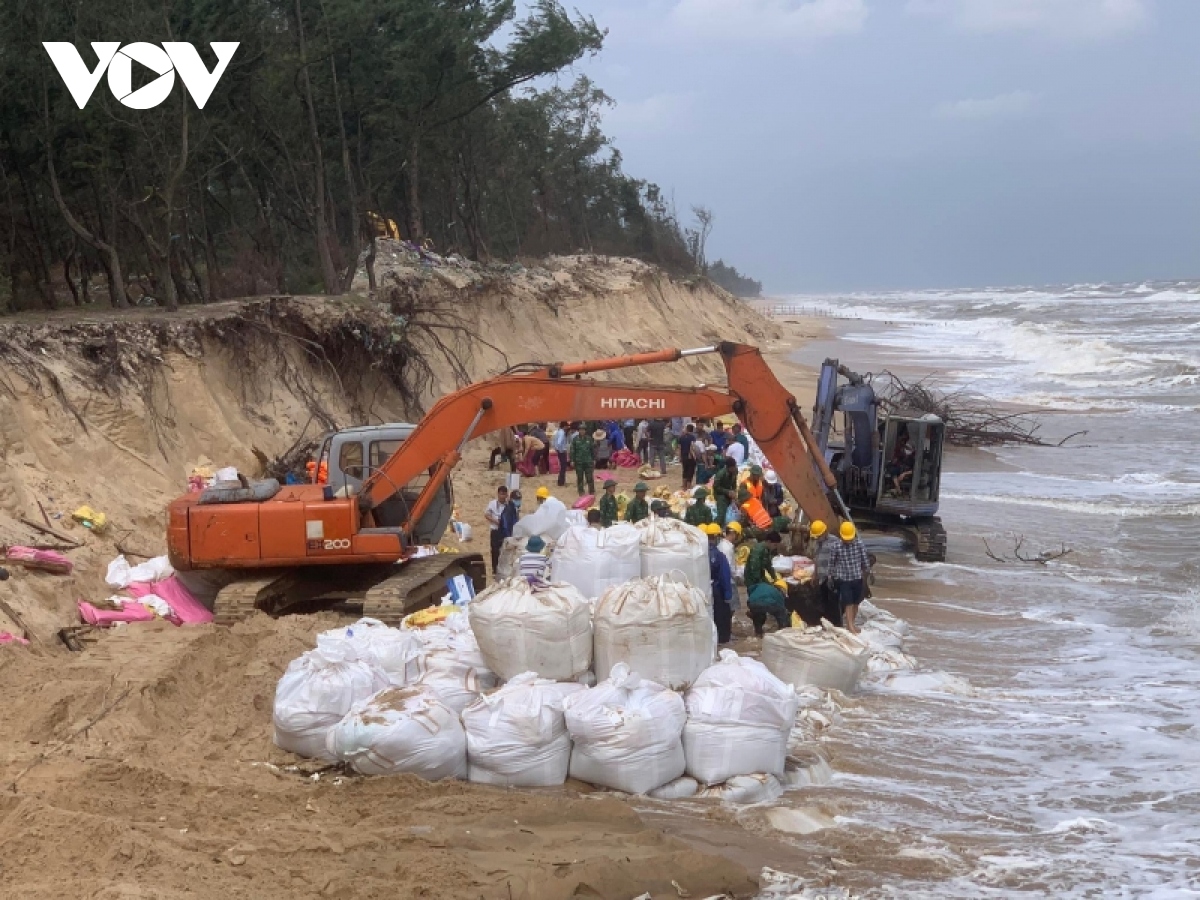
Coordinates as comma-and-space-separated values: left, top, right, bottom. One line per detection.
550, 523, 641, 599
320, 618, 425, 686
462, 672, 583, 786
273, 634, 390, 760
592, 575, 715, 690
468, 578, 592, 681
409, 612, 498, 713
563, 663, 686, 794
635, 518, 711, 598
326, 686, 467, 779
682, 650, 798, 785
762, 622, 870, 693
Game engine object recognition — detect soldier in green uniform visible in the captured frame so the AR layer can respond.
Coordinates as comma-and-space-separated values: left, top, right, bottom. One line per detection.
743, 531, 790, 636
684, 487, 714, 527
711, 456, 739, 526
651, 499, 676, 519
570, 424, 596, 496
625, 482, 650, 523
598, 479, 619, 527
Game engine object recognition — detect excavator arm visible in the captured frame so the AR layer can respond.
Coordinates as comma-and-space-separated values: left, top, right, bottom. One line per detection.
359, 342, 843, 533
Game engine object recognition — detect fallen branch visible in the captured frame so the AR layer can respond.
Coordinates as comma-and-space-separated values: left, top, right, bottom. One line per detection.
983, 535, 1072, 565
18, 516, 83, 548
873, 370, 1087, 448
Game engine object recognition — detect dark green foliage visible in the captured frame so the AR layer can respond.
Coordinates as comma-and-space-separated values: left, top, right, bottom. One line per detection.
0, 0, 716, 311
707, 259, 763, 298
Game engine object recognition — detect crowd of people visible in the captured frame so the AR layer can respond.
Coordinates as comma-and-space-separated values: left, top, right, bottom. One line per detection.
483, 418, 873, 646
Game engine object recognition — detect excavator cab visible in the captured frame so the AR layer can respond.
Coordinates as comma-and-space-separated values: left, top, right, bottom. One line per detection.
314, 424, 453, 545
813, 359, 947, 561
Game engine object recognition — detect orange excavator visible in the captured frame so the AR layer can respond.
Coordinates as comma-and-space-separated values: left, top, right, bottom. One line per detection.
167, 342, 847, 624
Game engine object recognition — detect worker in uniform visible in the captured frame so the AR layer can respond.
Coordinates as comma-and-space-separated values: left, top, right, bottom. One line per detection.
651, 499, 675, 519
625, 482, 650, 523
570, 425, 596, 497
829, 521, 871, 634
703, 523, 735, 644
738, 464, 766, 513
684, 487, 713, 527
743, 531, 790, 636
712, 456, 738, 526
598, 479, 619, 527
807, 520, 841, 627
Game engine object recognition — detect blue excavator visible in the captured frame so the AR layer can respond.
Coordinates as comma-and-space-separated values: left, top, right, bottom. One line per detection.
812, 359, 948, 562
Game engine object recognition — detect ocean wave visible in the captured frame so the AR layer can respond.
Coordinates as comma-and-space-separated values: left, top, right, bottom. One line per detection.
940, 492, 1200, 518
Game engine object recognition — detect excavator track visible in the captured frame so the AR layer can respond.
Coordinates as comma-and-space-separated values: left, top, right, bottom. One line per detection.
212, 572, 298, 626
362, 552, 487, 626
912, 516, 948, 563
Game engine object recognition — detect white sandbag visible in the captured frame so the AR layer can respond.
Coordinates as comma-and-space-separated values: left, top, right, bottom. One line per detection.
495, 536, 526, 580
635, 518, 711, 599
762, 623, 870, 694
550, 523, 641, 599
320, 618, 425, 686
564, 509, 587, 528
513, 496, 569, 541
325, 686, 467, 779
697, 773, 783, 805
415, 614, 499, 713
682, 649, 799, 785
866, 649, 919, 674
105, 554, 174, 589
273, 634, 390, 761
859, 620, 906, 652
649, 776, 701, 800
469, 578, 592, 680
563, 663, 687, 795
593, 575, 716, 691
462, 672, 584, 787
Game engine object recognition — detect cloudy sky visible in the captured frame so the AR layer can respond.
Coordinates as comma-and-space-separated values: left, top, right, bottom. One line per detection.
538, 0, 1200, 292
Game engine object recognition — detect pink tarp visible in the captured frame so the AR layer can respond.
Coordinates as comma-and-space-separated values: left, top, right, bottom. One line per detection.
79, 601, 155, 626
127, 576, 213, 625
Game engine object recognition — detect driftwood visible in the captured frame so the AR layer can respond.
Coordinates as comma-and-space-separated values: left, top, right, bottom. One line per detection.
874, 371, 1086, 448
18, 516, 83, 548
983, 536, 1072, 565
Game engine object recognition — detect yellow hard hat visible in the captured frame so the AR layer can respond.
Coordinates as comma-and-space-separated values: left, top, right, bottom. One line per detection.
809, 520, 827, 538
839, 521, 857, 541
725, 521, 743, 535
536, 486, 551, 500
702, 523, 721, 536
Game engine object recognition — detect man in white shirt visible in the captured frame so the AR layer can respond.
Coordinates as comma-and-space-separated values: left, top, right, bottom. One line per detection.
485, 485, 508, 571
553, 421, 571, 487
726, 439, 746, 467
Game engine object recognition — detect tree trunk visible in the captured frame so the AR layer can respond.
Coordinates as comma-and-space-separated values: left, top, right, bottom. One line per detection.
45, 151, 127, 308
198, 188, 219, 302
365, 234, 376, 293
295, 0, 340, 294
406, 133, 424, 242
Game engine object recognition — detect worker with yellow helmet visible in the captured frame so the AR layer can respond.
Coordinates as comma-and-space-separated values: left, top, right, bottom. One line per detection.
807, 520, 841, 627
828, 519, 870, 634
702, 522, 735, 644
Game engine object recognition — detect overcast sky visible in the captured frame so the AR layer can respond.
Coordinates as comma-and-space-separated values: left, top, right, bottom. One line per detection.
538, 0, 1200, 292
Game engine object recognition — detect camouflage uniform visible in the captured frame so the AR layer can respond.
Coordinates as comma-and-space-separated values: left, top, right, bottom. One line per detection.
570, 432, 596, 496
599, 492, 619, 527
712, 467, 737, 525
625, 496, 650, 524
